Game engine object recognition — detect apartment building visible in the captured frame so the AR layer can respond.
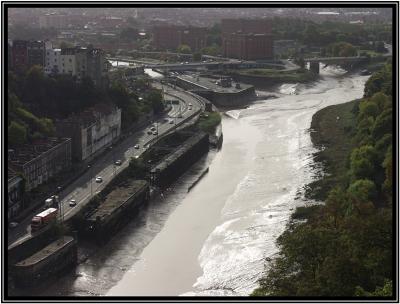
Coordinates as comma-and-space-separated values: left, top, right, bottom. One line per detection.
152, 25, 207, 51
8, 138, 72, 192
221, 19, 274, 60
45, 46, 109, 87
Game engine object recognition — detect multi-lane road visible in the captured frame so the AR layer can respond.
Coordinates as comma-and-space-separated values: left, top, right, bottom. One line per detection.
8, 79, 203, 246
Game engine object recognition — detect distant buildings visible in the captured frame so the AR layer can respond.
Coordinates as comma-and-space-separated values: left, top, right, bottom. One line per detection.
8, 138, 72, 192
10, 40, 47, 71
55, 104, 121, 162
39, 14, 69, 29
152, 25, 207, 52
221, 18, 274, 60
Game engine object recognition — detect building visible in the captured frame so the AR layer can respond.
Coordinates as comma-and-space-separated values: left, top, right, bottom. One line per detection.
45, 46, 109, 87
8, 168, 24, 220
11, 40, 47, 72
11, 40, 28, 71
8, 138, 72, 192
221, 19, 274, 60
45, 48, 61, 74
152, 25, 207, 52
27, 40, 46, 67
55, 104, 121, 162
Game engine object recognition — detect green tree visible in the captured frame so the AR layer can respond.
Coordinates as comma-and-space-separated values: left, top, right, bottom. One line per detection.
120, 27, 139, 42
350, 145, 377, 181
177, 44, 192, 54
8, 121, 27, 146
347, 179, 377, 203
193, 52, 202, 61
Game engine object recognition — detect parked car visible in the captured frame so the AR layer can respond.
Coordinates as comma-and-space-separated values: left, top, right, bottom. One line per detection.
134, 144, 140, 149
69, 199, 77, 207
152, 131, 158, 135
147, 130, 153, 135
169, 120, 174, 124
9, 222, 18, 229
115, 160, 122, 166
95, 176, 103, 183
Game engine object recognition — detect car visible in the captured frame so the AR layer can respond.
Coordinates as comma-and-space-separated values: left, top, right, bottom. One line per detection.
134, 144, 140, 149
9, 222, 18, 229
147, 130, 153, 135
115, 160, 122, 166
95, 177, 103, 183
169, 120, 174, 124
188, 103, 192, 106
69, 199, 77, 207
152, 131, 158, 135
150, 126, 156, 132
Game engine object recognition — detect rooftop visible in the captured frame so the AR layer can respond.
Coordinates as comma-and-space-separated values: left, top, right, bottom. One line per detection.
15, 236, 75, 267
8, 137, 71, 168
87, 180, 148, 222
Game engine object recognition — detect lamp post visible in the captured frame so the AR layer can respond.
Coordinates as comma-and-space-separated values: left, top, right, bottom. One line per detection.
88, 165, 93, 198
109, 146, 115, 176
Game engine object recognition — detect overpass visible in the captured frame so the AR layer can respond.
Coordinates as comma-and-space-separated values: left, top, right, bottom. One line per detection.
108, 57, 290, 71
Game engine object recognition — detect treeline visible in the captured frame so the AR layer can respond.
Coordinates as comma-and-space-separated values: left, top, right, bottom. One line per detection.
253, 63, 393, 297
272, 17, 392, 46
8, 66, 164, 146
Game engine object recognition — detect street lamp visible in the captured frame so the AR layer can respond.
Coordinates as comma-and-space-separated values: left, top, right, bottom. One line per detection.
109, 146, 116, 176
88, 164, 93, 198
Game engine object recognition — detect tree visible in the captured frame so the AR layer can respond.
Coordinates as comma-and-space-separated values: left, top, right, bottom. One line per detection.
120, 27, 139, 42
8, 121, 27, 146
347, 179, 377, 204
177, 44, 192, 54
146, 89, 164, 114
350, 145, 378, 181
192, 52, 202, 61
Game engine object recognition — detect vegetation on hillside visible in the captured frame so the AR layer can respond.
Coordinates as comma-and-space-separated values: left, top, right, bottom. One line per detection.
7, 66, 164, 143
253, 63, 393, 297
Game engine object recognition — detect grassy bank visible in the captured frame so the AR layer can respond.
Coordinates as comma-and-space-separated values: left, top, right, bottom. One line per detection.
305, 100, 360, 201
197, 111, 221, 134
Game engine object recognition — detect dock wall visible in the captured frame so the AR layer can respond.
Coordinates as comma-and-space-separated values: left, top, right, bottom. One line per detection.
151, 132, 209, 189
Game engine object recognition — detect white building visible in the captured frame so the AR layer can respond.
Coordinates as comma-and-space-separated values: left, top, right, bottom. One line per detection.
45, 48, 61, 75
44, 46, 108, 87
55, 104, 121, 162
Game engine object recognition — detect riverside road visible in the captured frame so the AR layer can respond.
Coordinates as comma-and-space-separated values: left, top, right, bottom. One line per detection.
8, 80, 203, 246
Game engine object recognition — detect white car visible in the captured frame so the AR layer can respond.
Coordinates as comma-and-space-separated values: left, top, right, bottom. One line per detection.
69, 199, 77, 207
95, 177, 103, 183
169, 120, 174, 124
9, 222, 18, 229
134, 144, 140, 149
152, 131, 158, 135
115, 160, 122, 166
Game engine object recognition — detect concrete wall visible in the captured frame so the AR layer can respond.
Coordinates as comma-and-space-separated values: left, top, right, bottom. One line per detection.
151, 132, 209, 189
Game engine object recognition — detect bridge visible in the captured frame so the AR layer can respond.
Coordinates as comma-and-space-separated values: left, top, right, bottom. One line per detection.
304, 56, 368, 63
108, 57, 291, 71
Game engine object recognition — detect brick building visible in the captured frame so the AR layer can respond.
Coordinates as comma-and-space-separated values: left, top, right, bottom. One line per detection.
8, 138, 72, 192
221, 19, 273, 60
55, 104, 121, 162
152, 25, 207, 52
11, 40, 28, 71
11, 40, 47, 71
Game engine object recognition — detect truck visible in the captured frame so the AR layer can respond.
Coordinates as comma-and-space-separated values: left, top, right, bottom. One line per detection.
31, 208, 58, 232
45, 195, 59, 208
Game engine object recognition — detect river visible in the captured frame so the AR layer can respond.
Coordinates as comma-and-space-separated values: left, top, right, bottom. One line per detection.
27, 66, 368, 297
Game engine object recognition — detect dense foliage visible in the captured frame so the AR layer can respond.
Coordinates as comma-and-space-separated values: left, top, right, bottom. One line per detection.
253, 64, 393, 297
